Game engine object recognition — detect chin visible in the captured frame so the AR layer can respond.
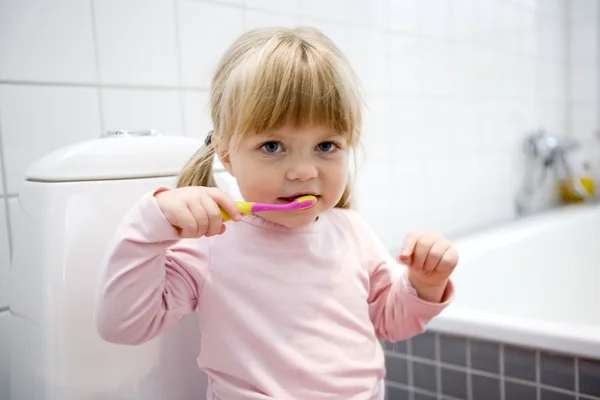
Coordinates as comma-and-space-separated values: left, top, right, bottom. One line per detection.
263, 211, 320, 229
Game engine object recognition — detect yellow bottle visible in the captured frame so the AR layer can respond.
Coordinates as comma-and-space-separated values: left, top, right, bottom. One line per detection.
559, 161, 595, 203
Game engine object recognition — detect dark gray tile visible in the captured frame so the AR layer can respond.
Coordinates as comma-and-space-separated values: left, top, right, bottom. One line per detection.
472, 374, 500, 400
386, 386, 409, 400
414, 393, 436, 400
412, 331, 436, 360
579, 358, 600, 397
504, 345, 536, 380
504, 381, 537, 400
471, 339, 499, 373
540, 389, 575, 400
441, 368, 467, 398
540, 352, 574, 390
440, 335, 467, 366
384, 340, 394, 351
413, 361, 438, 392
386, 356, 408, 384
394, 340, 408, 354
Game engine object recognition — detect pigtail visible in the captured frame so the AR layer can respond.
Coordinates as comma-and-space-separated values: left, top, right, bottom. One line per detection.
176, 133, 217, 188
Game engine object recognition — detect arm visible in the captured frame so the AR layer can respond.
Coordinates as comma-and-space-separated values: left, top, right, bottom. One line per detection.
93, 189, 210, 345
368, 259, 453, 341
344, 210, 454, 342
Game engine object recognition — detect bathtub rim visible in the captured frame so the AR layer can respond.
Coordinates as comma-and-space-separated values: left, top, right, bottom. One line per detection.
423, 202, 600, 359
426, 306, 600, 359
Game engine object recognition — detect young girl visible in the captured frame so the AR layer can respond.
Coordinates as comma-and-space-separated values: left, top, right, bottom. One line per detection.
94, 27, 458, 399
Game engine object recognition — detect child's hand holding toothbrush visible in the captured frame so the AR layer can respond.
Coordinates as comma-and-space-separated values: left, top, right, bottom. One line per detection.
155, 187, 242, 238
397, 231, 459, 303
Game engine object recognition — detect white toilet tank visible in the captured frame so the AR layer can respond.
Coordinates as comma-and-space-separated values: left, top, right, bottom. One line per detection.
9, 131, 241, 400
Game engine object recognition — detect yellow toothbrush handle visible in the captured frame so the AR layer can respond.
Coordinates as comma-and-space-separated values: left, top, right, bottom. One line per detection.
220, 201, 253, 222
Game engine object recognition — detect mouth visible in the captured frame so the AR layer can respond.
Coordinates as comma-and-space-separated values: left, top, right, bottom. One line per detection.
277, 193, 321, 203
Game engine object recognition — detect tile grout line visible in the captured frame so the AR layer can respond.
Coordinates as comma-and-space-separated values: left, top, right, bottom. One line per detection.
575, 357, 579, 397
89, 0, 106, 136
434, 333, 442, 399
172, 0, 187, 137
0, 116, 14, 263
564, 0, 573, 140
406, 338, 414, 400
0, 78, 562, 105
386, 381, 447, 399
535, 351, 541, 400
499, 343, 505, 400
466, 339, 473, 400
0, 80, 211, 92
594, 0, 600, 140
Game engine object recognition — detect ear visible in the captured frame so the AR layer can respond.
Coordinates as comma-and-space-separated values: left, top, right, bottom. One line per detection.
217, 149, 234, 176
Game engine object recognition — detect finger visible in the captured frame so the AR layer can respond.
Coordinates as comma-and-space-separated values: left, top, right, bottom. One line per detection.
207, 188, 242, 221
410, 233, 437, 271
200, 197, 225, 237
423, 239, 449, 272
398, 231, 422, 264
438, 248, 459, 271
187, 200, 209, 238
218, 224, 227, 235
173, 205, 198, 238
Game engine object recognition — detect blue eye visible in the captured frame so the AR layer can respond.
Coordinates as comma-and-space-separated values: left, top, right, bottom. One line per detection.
261, 141, 282, 153
317, 142, 337, 152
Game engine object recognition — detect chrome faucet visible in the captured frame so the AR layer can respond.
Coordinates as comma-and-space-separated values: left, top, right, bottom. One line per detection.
515, 129, 595, 216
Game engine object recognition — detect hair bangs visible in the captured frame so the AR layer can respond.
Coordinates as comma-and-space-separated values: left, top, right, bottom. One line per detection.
220, 28, 362, 147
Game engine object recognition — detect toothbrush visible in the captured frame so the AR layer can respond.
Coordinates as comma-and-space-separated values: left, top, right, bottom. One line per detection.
220, 195, 318, 222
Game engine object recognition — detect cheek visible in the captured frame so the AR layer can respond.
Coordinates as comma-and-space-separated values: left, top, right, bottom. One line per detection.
321, 160, 349, 193
231, 159, 281, 198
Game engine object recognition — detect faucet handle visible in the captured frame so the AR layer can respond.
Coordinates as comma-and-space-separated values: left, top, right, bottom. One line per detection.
523, 129, 579, 159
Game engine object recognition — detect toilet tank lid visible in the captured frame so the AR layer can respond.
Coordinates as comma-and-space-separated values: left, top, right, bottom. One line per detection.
25, 132, 215, 182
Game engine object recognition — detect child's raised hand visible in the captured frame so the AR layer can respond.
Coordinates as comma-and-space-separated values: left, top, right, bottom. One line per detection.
155, 187, 242, 238
397, 231, 458, 302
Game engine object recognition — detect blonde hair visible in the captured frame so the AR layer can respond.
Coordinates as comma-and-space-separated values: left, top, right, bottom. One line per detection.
177, 27, 363, 209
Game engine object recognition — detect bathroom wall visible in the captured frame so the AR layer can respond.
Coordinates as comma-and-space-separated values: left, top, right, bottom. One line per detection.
568, 0, 600, 179
0, 0, 588, 398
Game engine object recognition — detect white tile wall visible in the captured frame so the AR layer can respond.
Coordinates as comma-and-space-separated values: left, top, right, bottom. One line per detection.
0, 311, 8, 398
389, 0, 421, 33
568, 0, 600, 181
571, 0, 599, 22
0, 201, 8, 310
345, 28, 388, 95
0, 0, 597, 299
245, 0, 297, 14
0, 148, 4, 197
182, 91, 212, 141
244, 9, 297, 30
93, 0, 180, 86
101, 88, 184, 135
0, 0, 97, 83
177, 1, 244, 88
0, 85, 101, 193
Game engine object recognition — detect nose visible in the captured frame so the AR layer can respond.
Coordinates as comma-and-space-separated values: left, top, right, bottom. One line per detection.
286, 157, 318, 181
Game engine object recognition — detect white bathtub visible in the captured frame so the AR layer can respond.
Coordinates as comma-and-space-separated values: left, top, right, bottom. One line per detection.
427, 202, 600, 359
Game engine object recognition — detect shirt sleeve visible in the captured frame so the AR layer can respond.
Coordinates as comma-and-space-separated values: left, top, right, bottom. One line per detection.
93, 188, 210, 345
344, 209, 454, 342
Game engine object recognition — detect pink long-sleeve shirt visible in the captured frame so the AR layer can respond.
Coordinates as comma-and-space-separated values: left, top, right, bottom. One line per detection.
94, 189, 454, 400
